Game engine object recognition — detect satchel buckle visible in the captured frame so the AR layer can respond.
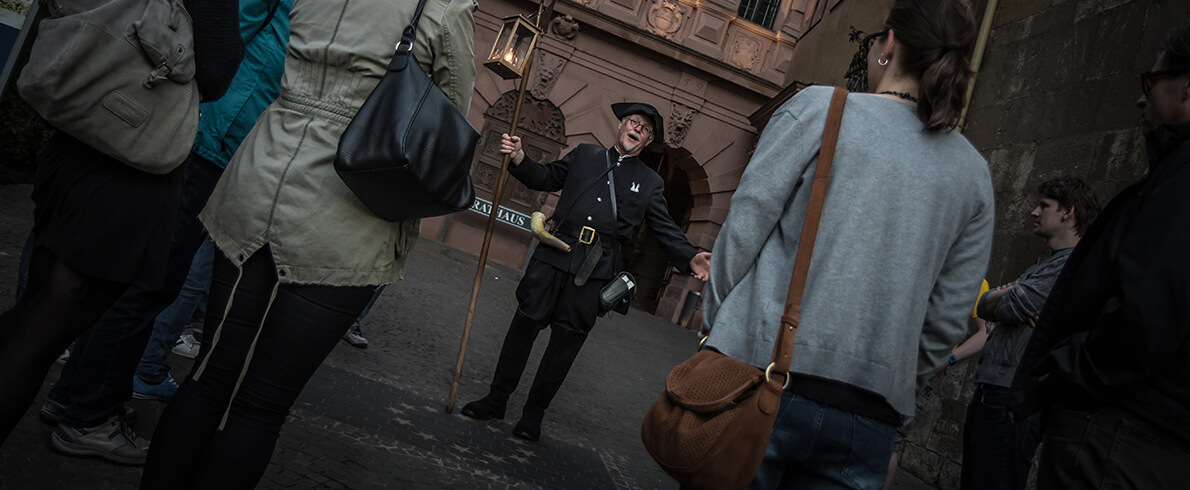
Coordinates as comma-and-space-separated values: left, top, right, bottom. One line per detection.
765, 363, 791, 389
579, 226, 596, 245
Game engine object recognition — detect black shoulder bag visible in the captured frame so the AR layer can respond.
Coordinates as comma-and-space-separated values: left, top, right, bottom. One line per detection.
333, 0, 479, 221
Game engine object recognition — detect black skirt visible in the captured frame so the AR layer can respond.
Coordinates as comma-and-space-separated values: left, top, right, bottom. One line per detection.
31, 131, 186, 286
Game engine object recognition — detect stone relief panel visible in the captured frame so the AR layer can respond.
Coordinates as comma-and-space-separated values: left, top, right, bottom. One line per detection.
485, 92, 567, 144
550, 14, 580, 40
529, 53, 568, 100
726, 33, 764, 72
666, 103, 698, 148
645, 0, 687, 40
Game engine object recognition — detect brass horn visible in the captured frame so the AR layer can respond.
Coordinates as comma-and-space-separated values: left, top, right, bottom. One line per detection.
530, 212, 571, 252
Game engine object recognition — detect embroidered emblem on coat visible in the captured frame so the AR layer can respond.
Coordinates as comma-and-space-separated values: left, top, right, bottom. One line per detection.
630, 182, 640, 193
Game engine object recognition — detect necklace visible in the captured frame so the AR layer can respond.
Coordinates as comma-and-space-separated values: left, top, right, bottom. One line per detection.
878, 91, 918, 103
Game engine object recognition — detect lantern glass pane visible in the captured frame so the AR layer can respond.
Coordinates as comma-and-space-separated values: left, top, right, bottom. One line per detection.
513, 27, 534, 68
489, 21, 516, 62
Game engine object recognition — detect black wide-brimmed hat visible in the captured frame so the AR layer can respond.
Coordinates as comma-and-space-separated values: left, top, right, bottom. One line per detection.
612, 102, 664, 139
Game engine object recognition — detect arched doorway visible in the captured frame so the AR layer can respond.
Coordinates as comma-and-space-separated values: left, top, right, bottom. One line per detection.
620, 144, 695, 312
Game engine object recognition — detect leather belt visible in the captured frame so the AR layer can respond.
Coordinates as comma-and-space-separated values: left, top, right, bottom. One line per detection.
555, 222, 620, 286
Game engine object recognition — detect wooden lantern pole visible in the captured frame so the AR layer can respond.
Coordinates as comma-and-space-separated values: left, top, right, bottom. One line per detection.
446, 0, 555, 413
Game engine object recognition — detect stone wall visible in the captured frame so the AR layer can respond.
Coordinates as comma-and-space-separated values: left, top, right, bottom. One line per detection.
903, 1, 1190, 489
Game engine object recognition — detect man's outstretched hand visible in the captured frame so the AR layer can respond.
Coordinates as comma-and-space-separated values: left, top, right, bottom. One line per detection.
690, 252, 711, 281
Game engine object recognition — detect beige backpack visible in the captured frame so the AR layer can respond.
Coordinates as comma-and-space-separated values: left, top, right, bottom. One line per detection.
18, 0, 200, 174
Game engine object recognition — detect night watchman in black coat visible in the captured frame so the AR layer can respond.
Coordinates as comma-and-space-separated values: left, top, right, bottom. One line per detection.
461, 103, 711, 441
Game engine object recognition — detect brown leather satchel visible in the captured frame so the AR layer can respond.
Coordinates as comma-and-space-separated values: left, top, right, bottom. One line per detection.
640, 87, 849, 490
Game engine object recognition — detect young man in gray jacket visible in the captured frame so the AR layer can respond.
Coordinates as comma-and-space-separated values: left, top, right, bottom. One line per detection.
956, 177, 1100, 490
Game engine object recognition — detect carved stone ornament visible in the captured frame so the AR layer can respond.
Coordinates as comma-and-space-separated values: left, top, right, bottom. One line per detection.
529, 54, 567, 100
667, 103, 698, 148
727, 35, 763, 71
646, 0, 685, 39
484, 92, 567, 144
551, 14, 579, 40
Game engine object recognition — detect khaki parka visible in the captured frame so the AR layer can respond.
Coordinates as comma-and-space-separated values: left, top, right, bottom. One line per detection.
201, 0, 477, 286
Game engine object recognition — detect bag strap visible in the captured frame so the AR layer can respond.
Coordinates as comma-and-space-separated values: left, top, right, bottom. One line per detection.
245, 0, 282, 44
605, 152, 619, 220
768, 87, 849, 376
401, 0, 431, 50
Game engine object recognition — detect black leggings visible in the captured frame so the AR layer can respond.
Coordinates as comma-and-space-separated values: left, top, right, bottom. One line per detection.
0, 247, 129, 444
141, 246, 372, 490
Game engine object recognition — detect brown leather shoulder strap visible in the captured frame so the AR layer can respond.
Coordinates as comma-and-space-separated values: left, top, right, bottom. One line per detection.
770, 87, 848, 374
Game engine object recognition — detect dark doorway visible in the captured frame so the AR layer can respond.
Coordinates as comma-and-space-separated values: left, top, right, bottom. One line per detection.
621, 145, 694, 312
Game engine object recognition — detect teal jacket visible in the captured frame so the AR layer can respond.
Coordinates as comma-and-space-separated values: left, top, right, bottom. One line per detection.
192, 0, 291, 168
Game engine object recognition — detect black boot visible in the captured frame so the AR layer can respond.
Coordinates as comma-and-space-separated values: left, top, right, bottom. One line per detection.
460, 393, 507, 420
516, 326, 589, 442
513, 406, 544, 441
462, 311, 543, 421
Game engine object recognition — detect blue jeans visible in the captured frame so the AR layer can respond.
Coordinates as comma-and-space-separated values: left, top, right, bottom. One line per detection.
352, 285, 386, 328
959, 385, 1041, 490
135, 237, 215, 384
746, 392, 897, 490
14, 231, 33, 301
48, 154, 223, 427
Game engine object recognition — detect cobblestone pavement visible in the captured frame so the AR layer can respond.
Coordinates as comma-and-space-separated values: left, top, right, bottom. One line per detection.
0, 184, 935, 489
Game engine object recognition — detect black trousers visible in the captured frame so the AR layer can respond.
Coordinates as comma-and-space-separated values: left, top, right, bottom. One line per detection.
141, 246, 372, 489
1037, 403, 1188, 489
487, 260, 607, 413
960, 385, 1042, 490
50, 154, 223, 428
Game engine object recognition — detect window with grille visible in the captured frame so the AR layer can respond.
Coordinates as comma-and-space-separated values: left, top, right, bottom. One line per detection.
737, 0, 780, 30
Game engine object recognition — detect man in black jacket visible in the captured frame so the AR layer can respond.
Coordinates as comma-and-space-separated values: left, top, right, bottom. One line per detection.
1008, 27, 1190, 489
461, 103, 711, 441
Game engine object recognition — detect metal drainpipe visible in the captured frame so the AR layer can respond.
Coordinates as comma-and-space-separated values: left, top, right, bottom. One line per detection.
958, 0, 1000, 132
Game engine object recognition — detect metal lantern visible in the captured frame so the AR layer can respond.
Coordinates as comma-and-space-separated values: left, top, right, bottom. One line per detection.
484, 15, 541, 80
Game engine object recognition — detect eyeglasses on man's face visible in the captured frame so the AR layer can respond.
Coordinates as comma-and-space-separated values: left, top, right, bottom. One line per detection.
623, 117, 653, 135
1140, 69, 1185, 96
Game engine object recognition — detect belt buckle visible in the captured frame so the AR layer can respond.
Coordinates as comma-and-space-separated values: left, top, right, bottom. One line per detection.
579, 226, 596, 245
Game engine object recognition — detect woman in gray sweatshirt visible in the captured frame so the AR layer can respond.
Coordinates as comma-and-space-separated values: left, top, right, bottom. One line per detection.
700, 0, 993, 488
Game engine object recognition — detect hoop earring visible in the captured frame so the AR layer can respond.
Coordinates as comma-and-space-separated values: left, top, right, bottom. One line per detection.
878, 57, 889, 66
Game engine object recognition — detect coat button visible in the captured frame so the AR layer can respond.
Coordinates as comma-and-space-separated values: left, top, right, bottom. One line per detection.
587, 216, 592, 221
597, 197, 602, 202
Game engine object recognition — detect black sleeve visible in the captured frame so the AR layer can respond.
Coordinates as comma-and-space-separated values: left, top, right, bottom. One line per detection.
185, 0, 244, 101
507, 147, 576, 192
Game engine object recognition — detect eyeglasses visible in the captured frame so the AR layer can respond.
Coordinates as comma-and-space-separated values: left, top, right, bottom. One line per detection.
1140, 69, 1185, 96
861, 30, 889, 49
623, 117, 653, 135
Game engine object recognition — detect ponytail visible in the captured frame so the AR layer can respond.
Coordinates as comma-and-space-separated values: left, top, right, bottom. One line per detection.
884, 0, 977, 131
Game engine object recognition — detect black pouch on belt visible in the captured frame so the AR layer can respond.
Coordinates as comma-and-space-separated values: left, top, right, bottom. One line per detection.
599, 272, 635, 316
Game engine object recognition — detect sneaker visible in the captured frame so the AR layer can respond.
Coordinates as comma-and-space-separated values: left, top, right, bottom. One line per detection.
132, 374, 179, 401
172, 333, 201, 359
40, 400, 138, 426
342, 325, 368, 348
50, 414, 149, 465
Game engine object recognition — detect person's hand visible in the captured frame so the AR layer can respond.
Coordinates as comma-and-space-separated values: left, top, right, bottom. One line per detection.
1026, 314, 1040, 328
996, 281, 1018, 291
690, 252, 711, 281
500, 133, 524, 164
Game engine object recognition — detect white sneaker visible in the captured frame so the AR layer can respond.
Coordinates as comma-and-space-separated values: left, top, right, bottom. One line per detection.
172, 333, 201, 359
